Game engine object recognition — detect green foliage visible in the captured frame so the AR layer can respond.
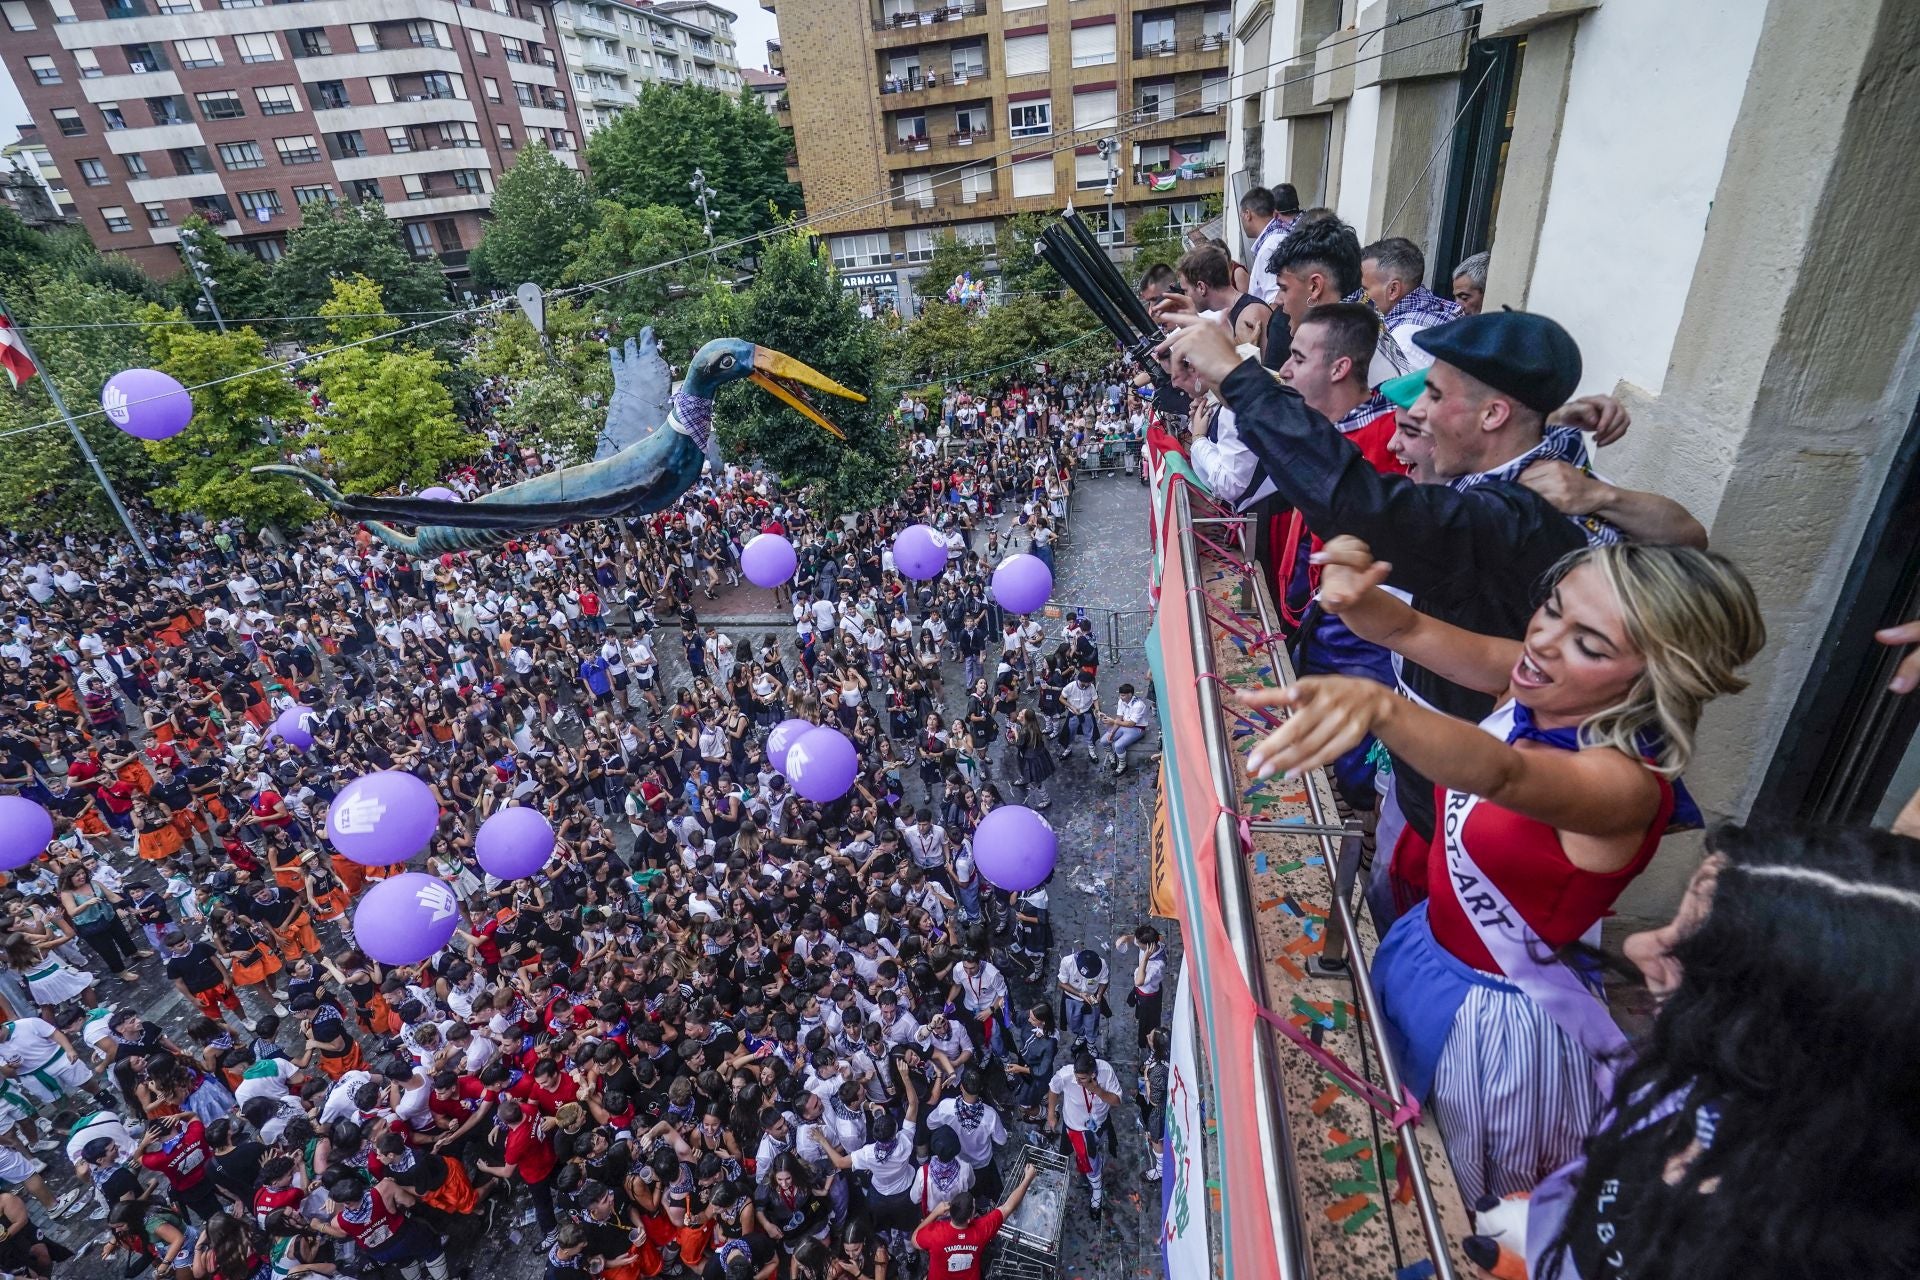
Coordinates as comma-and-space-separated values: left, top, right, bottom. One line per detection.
1128, 208, 1186, 277
714, 231, 897, 516
468, 144, 596, 291
141, 307, 314, 530
268, 202, 451, 338
0, 275, 156, 535
998, 213, 1061, 295
561, 201, 710, 339
585, 84, 800, 244
888, 301, 978, 385
652, 275, 741, 371
467, 298, 613, 466
911, 233, 987, 299
169, 215, 274, 329
303, 277, 478, 493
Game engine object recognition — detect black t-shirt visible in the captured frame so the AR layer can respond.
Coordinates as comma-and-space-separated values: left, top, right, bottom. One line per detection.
165, 943, 227, 994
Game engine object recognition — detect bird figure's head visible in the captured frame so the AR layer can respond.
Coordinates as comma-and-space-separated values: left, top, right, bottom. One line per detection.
683, 338, 864, 439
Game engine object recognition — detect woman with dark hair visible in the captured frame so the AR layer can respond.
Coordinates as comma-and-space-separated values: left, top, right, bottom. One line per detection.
1491, 823, 1920, 1280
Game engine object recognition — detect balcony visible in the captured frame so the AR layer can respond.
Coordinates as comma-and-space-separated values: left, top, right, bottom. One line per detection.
572, 10, 617, 35
579, 45, 628, 73
878, 68, 988, 107
690, 41, 716, 62
890, 183, 995, 215
590, 83, 634, 106
871, 0, 985, 31
774, 95, 791, 126
766, 41, 783, 71
871, 1, 988, 45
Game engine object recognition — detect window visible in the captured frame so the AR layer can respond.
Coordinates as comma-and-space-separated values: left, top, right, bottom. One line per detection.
829, 233, 889, 270
433, 217, 462, 252
420, 72, 456, 100
348, 22, 374, 51
439, 121, 480, 148
959, 162, 993, 201
552, 129, 575, 150
1163, 199, 1206, 232
483, 76, 502, 103
905, 228, 934, 263
26, 56, 61, 85
952, 106, 988, 141
467, 28, 487, 54
147, 95, 189, 125
190, 193, 233, 221
99, 104, 126, 130
501, 36, 525, 62
237, 188, 282, 219
1200, 73, 1227, 110
1002, 0, 1043, 11
898, 172, 933, 207
49, 0, 76, 19
291, 27, 330, 57
257, 85, 299, 115
895, 114, 927, 147
196, 90, 245, 120
309, 81, 348, 110
1, 2, 34, 30
144, 202, 171, 227
1008, 100, 1050, 139
73, 48, 102, 78
1202, 6, 1230, 42
104, 0, 145, 15
170, 146, 212, 175
51, 108, 85, 137
222, 0, 263, 7
291, 183, 336, 206
346, 178, 381, 202
404, 19, 446, 47
1137, 14, 1174, 54
1074, 152, 1109, 189
1002, 32, 1046, 78
173, 39, 220, 68
123, 42, 166, 73
122, 152, 149, 178
953, 221, 995, 248
1135, 81, 1172, 120
328, 131, 368, 159
238, 235, 282, 262
155, 0, 194, 12
1070, 23, 1115, 67
950, 42, 984, 80
275, 135, 320, 165
385, 126, 413, 153
1085, 205, 1124, 246
496, 122, 515, 148
76, 158, 110, 186
218, 141, 265, 170
1073, 87, 1115, 132
404, 221, 435, 258
234, 33, 279, 63
1010, 156, 1054, 198
514, 83, 535, 106
100, 205, 132, 233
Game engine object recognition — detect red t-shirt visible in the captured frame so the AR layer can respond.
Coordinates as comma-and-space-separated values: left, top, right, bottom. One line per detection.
504, 1117, 557, 1185
140, 1119, 213, 1191
912, 1209, 1004, 1280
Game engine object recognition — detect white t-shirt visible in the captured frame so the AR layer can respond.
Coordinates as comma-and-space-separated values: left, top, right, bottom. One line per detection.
1049, 1059, 1122, 1131
850, 1136, 916, 1196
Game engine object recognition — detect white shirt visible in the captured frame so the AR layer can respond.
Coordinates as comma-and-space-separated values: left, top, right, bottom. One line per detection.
927, 1096, 1007, 1168
1188, 403, 1270, 510
952, 960, 1006, 1014
850, 1135, 916, 1196
1062, 681, 1097, 715
1113, 695, 1150, 729
1048, 1059, 1122, 1131
1058, 953, 1109, 1001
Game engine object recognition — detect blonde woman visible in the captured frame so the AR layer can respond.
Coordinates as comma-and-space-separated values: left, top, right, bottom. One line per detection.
1244, 536, 1763, 1208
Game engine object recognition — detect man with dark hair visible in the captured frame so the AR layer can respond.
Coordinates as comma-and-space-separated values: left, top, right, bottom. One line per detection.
1136, 260, 1178, 301
1361, 236, 1462, 370
1239, 184, 1300, 306
1177, 243, 1270, 349
1263, 213, 1363, 372
910, 1163, 1038, 1280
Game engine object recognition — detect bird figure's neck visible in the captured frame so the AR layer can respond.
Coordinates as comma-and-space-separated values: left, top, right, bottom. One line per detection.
668, 391, 715, 454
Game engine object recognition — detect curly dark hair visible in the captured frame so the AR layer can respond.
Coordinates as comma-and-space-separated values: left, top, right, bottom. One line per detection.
1541, 822, 1920, 1279
1265, 215, 1362, 298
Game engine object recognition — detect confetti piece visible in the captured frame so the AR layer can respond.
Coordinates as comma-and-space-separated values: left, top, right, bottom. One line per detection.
1322, 1138, 1372, 1162
1271, 858, 1305, 876
1325, 1193, 1372, 1221
1305, 855, 1326, 867
1331, 1177, 1382, 1196
1342, 1202, 1381, 1235
1275, 954, 1305, 980
1254, 852, 1268, 874
1257, 897, 1283, 912
1310, 1085, 1343, 1115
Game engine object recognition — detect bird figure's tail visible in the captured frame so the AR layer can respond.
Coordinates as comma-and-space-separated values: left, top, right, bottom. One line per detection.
252, 464, 425, 556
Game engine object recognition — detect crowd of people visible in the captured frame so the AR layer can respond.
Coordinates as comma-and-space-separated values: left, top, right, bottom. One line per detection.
0, 353, 1174, 1280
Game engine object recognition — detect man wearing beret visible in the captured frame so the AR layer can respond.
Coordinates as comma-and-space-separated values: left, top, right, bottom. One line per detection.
1154, 305, 1703, 928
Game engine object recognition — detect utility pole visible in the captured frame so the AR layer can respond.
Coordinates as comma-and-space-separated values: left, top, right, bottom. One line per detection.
1097, 136, 1119, 258
176, 223, 228, 333
689, 167, 718, 267
0, 295, 157, 568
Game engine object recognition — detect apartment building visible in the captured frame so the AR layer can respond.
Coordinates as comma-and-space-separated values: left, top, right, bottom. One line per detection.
551, 0, 743, 138
2, 124, 79, 218
764, 0, 1232, 312
0, 0, 585, 277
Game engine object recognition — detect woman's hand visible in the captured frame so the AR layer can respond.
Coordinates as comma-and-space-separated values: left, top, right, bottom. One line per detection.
1310, 537, 1392, 615
1244, 677, 1398, 780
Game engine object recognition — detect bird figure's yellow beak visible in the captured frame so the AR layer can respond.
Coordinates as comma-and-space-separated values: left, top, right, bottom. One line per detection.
747, 346, 864, 439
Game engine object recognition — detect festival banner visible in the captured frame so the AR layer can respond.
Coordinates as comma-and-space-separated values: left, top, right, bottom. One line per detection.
1149, 758, 1177, 919
1160, 963, 1212, 1277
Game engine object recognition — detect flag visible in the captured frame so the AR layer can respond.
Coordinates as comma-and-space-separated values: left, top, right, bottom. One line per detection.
1168, 147, 1188, 168
1148, 171, 1178, 191
0, 316, 36, 390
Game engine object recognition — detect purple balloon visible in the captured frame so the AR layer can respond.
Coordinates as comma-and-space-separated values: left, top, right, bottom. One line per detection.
785, 726, 858, 803
475, 805, 555, 880
892, 524, 947, 581
741, 533, 797, 589
352, 872, 460, 966
972, 804, 1057, 892
0, 796, 53, 871
992, 552, 1053, 614
326, 770, 439, 866
269, 705, 314, 751
418, 486, 461, 502
766, 717, 815, 776
101, 368, 193, 441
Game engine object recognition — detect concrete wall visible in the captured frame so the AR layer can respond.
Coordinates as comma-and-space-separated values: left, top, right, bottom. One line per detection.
1333, 82, 1377, 226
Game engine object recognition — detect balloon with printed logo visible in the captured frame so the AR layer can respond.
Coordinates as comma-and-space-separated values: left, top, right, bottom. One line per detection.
100, 368, 193, 442
475, 805, 556, 880
352, 872, 460, 965
784, 726, 858, 802
766, 718, 815, 776
326, 770, 439, 867
892, 524, 947, 581
0, 796, 54, 871
268, 705, 315, 752
741, 533, 798, 589
971, 804, 1056, 892
418, 486, 461, 502
991, 552, 1053, 614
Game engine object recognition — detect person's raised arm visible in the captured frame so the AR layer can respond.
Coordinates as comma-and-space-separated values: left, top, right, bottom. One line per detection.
1519, 462, 1707, 548
997, 1164, 1040, 1219
1312, 537, 1516, 697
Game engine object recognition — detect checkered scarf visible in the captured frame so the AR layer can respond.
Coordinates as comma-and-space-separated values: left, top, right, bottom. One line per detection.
1383, 285, 1462, 331
1450, 426, 1624, 546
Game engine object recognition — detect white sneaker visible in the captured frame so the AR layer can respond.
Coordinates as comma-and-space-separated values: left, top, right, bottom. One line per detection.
52, 1187, 89, 1218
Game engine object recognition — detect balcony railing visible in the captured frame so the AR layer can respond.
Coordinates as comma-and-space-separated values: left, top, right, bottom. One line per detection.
1192, 31, 1228, 52
947, 125, 989, 146
1133, 159, 1223, 185
1135, 38, 1178, 58
888, 132, 933, 153
890, 184, 993, 210
573, 10, 617, 34
871, 1, 985, 31
878, 67, 984, 95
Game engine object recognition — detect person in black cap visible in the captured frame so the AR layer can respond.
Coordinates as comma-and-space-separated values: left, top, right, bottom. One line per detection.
1153, 304, 1705, 929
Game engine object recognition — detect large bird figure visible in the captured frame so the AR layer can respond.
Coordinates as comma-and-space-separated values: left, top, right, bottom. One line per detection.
255, 329, 863, 555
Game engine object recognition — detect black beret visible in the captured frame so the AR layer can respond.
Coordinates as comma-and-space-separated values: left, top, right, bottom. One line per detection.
1413, 311, 1581, 414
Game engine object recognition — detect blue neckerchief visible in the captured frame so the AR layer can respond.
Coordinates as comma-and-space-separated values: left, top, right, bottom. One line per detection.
1508, 702, 1702, 830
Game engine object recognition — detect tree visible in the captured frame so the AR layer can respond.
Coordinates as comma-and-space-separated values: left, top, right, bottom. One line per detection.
467, 297, 613, 465
562, 201, 710, 339
888, 301, 977, 386
468, 144, 597, 291
269, 202, 451, 337
585, 84, 800, 244
304, 277, 478, 493
714, 230, 898, 515
911, 233, 987, 300
141, 307, 314, 529
165, 215, 273, 329
1128, 208, 1186, 277
0, 275, 157, 535
999, 212, 1063, 295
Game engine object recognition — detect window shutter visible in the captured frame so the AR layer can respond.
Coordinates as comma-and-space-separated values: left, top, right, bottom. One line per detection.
1073, 88, 1116, 131
1011, 157, 1054, 198
1002, 33, 1048, 78
1069, 24, 1114, 67
1074, 153, 1108, 188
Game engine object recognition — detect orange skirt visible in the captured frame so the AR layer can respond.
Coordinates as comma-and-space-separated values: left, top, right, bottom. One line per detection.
228, 948, 283, 987
116, 760, 155, 795
311, 886, 349, 924
77, 810, 109, 838
137, 824, 186, 862
361, 992, 401, 1037
318, 1040, 366, 1080
171, 808, 208, 840
673, 1224, 709, 1268
603, 1250, 661, 1280
331, 855, 367, 896
273, 912, 321, 960
422, 1156, 480, 1217
272, 862, 306, 892
197, 796, 230, 825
